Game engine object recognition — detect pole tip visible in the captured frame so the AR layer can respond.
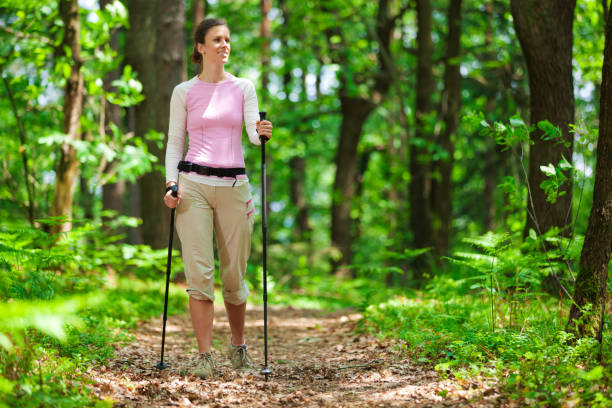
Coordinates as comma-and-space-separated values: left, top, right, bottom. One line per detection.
260, 367, 271, 381
156, 361, 167, 370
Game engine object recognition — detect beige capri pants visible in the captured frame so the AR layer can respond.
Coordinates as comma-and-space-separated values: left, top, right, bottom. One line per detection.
175, 175, 255, 305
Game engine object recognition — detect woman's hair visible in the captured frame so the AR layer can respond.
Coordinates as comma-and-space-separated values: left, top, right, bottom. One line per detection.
190, 18, 228, 65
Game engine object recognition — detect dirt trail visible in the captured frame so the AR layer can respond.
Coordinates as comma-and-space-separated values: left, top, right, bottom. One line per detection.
89, 305, 506, 407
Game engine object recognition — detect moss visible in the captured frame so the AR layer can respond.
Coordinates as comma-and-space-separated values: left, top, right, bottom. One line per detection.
571, 264, 604, 338
575, 266, 602, 304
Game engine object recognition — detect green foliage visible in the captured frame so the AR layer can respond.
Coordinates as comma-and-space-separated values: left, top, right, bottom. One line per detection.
359, 222, 608, 406
360, 290, 611, 407
105, 65, 145, 107
0, 0, 154, 224
0, 0, 608, 405
0, 295, 104, 351
0, 218, 186, 407
265, 248, 422, 311
539, 157, 572, 204
446, 230, 581, 328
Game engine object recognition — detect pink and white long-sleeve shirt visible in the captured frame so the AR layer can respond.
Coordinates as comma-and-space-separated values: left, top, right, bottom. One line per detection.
165, 73, 261, 187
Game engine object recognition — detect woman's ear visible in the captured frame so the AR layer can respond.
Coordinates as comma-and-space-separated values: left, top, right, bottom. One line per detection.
197, 42, 205, 55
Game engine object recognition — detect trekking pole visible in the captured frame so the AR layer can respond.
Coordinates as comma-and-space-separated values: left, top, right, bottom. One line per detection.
259, 111, 271, 381
156, 184, 178, 370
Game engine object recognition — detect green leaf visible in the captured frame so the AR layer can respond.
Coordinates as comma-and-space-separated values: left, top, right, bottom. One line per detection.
538, 120, 561, 140
579, 366, 603, 381
462, 232, 510, 251
559, 156, 573, 169
494, 122, 507, 133
0, 333, 12, 351
509, 117, 525, 128
31, 314, 68, 340
62, 62, 71, 79
540, 164, 556, 176
330, 35, 342, 44
0, 376, 15, 394
529, 229, 537, 240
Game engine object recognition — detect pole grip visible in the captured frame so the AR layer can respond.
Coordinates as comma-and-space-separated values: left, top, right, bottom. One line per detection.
259, 111, 268, 143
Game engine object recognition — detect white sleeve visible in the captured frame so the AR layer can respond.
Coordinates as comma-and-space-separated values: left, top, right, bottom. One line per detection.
165, 84, 187, 184
243, 79, 261, 146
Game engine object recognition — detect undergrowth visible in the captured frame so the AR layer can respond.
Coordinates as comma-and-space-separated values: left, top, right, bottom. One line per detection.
0, 219, 186, 408
358, 230, 612, 407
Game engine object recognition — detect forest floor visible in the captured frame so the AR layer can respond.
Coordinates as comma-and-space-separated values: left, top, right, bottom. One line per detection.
89, 305, 513, 407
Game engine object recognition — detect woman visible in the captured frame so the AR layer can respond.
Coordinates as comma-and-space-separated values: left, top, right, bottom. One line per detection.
163, 18, 273, 379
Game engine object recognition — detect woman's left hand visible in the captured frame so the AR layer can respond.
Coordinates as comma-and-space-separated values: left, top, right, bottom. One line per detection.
256, 120, 273, 142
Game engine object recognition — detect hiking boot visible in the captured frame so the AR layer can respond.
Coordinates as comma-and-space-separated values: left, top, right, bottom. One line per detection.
228, 342, 253, 371
192, 352, 215, 379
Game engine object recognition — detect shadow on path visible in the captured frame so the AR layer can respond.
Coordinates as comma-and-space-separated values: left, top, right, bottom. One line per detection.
89, 305, 508, 407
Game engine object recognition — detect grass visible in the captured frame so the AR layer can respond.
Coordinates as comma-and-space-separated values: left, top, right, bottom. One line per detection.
1, 221, 609, 407
358, 277, 612, 407
0, 276, 186, 408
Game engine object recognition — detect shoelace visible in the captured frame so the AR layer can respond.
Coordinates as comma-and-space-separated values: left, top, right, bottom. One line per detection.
235, 345, 252, 367
199, 352, 215, 367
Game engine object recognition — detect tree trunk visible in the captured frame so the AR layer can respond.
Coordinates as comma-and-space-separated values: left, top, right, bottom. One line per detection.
354, 147, 381, 245
260, 0, 272, 217
125, 0, 157, 245
409, 0, 435, 278
126, 0, 185, 249
101, 0, 126, 236
289, 156, 311, 241
433, 0, 462, 255
279, 0, 310, 242
510, 0, 576, 238
128, 182, 142, 244
331, 96, 376, 271
260, 0, 271, 105
386, 97, 407, 230
79, 167, 93, 220
482, 1, 497, 232
194, 0, 206, 27
331, 0, 394, 272
567, 9, 612, 340
50, 0, 84, 235
483, 151, 497, 231
125, 85, 142, 244
191, 0, 207, 78
2, 75, 36, 225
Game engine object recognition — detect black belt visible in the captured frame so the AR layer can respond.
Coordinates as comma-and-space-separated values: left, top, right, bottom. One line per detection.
177, 161, 246, 178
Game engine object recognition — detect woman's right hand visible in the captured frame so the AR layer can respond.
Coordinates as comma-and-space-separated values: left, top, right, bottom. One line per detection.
164, 184, 181, 208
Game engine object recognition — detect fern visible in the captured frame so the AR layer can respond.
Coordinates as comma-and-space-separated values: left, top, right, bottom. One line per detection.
0, 294, 105, 351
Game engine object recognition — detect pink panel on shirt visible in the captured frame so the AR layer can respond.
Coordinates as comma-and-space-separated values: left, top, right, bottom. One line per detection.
184, 79, 246, 168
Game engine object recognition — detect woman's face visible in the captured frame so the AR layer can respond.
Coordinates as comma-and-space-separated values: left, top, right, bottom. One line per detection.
197, 25, 231, 65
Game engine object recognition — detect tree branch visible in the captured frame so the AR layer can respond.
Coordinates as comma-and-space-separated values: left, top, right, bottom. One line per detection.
2, 72, 36, 225
0, 25, 53, 45
392, 2, 412, 24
